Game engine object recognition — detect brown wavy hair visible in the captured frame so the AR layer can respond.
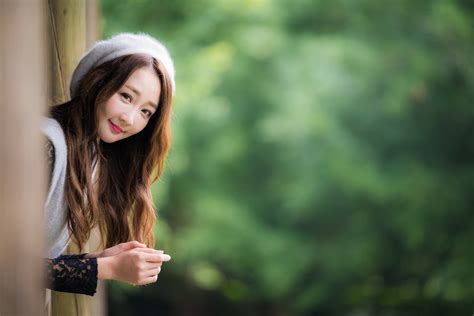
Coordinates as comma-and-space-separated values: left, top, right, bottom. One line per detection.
50, 54, 173, 250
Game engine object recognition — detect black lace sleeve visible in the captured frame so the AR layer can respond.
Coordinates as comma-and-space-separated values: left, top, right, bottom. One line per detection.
45, 254, 98, 296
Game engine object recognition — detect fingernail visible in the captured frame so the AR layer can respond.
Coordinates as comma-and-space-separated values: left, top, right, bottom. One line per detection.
161, 254, 171, 262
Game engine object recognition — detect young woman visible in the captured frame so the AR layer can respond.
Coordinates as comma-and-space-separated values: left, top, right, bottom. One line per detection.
43, 33, 175, 296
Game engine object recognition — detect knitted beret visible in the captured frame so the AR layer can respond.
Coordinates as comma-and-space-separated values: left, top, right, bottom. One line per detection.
69, 33, 175, 98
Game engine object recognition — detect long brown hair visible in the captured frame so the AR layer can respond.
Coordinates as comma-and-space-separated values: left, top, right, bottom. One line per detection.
50, 54, 173, 250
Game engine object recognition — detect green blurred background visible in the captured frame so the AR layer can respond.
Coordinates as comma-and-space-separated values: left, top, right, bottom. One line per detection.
100, 0, 474, 315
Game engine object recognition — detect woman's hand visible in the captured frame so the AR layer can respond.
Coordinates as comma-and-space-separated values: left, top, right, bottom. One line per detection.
85, 240, 147, 258
97, 247, 171, 286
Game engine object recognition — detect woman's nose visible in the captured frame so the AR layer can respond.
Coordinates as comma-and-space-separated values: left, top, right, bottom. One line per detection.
119, 110, 135, 126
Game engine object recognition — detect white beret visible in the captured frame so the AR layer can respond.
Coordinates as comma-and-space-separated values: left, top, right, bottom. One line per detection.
69, 33, 175, 98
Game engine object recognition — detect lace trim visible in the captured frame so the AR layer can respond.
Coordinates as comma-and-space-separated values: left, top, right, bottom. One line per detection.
45, 254, 98, 296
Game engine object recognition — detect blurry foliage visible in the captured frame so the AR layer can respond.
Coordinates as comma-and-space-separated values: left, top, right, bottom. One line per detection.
102, 0, 474, 315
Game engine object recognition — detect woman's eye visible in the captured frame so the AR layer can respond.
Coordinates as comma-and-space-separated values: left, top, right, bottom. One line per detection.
121, 93, 132, 103
142, 109, 153, 118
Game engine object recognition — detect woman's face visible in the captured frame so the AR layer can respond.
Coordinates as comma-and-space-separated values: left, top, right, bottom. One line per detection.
97, 66, 161, 143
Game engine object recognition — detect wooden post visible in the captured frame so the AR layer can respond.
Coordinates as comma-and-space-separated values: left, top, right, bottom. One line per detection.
48, 0, 86, 104
0, 1, 48, 315
48, 0, 105, 315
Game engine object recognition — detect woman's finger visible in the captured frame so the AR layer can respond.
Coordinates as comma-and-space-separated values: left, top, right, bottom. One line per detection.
136, 274, 159, 286
120, 241, 147, 251
133, 247, 164, 254
144, 266, 161, 277
138, 252, 171, 263
128, 241, 147, 248
145, 260, 163, 268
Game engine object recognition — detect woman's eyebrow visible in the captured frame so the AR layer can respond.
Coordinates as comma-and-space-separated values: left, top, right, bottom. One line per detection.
125, 84, 158, 109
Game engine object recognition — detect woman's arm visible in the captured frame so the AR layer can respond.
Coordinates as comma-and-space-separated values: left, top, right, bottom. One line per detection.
45, 241, 171, 295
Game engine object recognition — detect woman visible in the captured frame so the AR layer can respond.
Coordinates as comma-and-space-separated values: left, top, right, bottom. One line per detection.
43, 33, 174, 296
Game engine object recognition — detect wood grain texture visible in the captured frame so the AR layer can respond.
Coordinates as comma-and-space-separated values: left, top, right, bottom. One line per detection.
47, 0, 105, 315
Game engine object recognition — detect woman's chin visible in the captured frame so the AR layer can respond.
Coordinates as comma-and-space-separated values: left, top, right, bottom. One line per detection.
98, 132, 118, 144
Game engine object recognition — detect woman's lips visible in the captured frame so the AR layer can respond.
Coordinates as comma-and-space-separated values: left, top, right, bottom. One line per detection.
108, 120, 123, 134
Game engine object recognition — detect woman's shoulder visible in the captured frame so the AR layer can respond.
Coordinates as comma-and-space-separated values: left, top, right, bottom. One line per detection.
41, 117, 67, 159
41, 117, 64, 139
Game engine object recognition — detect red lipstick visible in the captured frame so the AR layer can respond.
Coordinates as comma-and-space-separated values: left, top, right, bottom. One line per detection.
109, 120, 123, 134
